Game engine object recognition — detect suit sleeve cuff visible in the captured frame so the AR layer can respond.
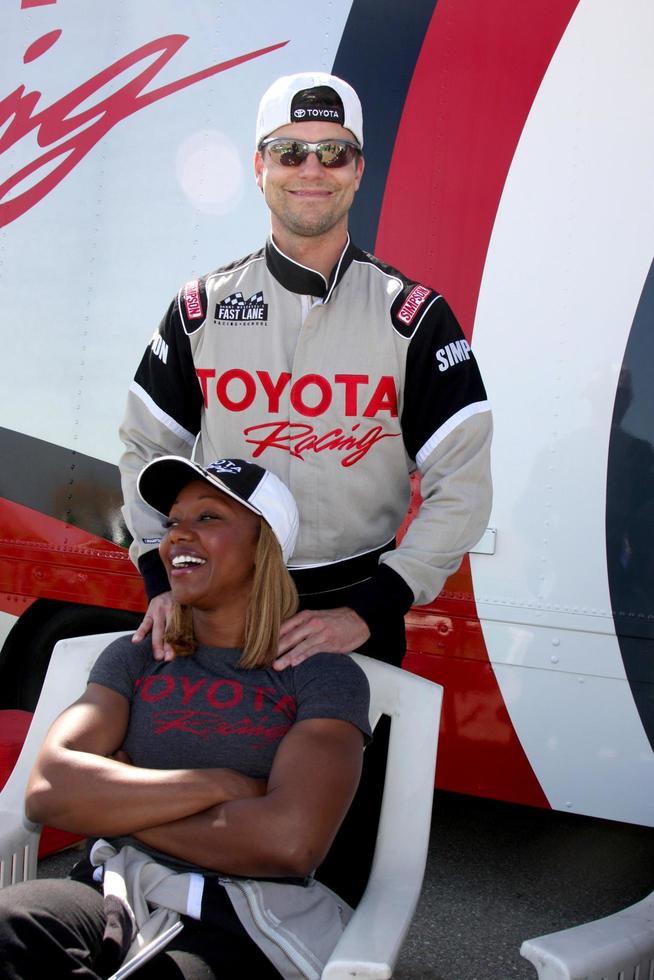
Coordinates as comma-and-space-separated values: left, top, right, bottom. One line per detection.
138, 550, 170, 602
347, 563, 415, 635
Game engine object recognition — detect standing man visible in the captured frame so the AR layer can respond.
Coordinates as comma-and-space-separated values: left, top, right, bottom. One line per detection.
119, 72, 492, 901
120, 71, 492, 669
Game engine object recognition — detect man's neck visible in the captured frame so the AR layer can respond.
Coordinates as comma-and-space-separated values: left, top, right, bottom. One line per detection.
270, 227, 349, 282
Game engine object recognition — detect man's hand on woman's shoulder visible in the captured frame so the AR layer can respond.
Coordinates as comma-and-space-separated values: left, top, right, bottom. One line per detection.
274, 607, 370, 670
132, 590, 175, 660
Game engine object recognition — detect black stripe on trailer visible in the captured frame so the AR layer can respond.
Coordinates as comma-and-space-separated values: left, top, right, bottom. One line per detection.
0, 427, 125, 546
606, 257, 654, 750
331, 0, 437, 252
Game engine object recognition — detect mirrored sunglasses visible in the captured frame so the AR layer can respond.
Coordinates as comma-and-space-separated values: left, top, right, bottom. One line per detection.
259, 138, 360, 169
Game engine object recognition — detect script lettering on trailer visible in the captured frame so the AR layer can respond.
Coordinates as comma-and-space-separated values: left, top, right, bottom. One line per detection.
1, 3, 287, 226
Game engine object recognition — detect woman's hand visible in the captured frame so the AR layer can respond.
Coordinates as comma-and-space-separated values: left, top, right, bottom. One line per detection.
109, 748, 265, 801
210, 770, 267, 803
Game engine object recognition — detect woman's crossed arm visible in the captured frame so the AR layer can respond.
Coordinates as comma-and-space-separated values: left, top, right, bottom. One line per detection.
26, 682, 365, 879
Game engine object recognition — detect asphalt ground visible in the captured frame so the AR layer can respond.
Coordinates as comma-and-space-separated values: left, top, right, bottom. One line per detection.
394, 791, 654, 979
38, 790, 654, 980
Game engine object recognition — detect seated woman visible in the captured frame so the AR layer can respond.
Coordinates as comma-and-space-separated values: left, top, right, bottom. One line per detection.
0, 456, 371, 980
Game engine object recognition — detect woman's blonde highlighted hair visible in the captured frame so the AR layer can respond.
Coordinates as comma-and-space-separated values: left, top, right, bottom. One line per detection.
163, 518, 298, 669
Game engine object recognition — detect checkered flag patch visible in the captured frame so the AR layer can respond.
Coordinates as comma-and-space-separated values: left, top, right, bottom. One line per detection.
221, 291, 265, 307
223, 292, 245, 306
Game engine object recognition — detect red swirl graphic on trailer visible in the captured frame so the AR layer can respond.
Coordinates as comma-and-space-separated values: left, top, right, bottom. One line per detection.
1, 29, 287, 227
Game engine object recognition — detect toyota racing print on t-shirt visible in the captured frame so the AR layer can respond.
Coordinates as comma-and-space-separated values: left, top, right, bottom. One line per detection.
133, 671, 296, 748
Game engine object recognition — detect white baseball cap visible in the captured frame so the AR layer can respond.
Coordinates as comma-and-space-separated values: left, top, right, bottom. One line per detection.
256, 72, 364, 148
137, 456, 299, 563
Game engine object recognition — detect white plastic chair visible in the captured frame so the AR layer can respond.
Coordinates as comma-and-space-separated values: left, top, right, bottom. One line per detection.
520, 895, 654, 980
325, 653, 442, 979
0, 631, 112, 888
0, 632, 443, 979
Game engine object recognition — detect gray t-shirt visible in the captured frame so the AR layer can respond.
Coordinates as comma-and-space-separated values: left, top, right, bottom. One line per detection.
89, 635, 371, 780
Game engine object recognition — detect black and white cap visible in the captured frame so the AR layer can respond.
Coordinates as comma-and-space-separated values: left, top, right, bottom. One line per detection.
137, 456, 299, 562
256, 72, 363, 148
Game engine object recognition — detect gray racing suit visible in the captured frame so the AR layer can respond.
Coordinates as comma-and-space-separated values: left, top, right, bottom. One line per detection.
119, 236, 492, 651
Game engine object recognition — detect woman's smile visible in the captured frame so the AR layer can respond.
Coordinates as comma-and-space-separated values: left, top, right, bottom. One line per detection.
169, 551, 208, 572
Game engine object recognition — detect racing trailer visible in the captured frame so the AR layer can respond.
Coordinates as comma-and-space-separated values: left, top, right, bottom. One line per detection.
1, 0, 653, 827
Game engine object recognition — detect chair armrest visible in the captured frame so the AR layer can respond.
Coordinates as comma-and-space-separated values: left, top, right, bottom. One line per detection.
520, 891, 654, 980
0, 631, 132, 889
322, 869, 421, 979
0, 811, 41, 887
323, 657, 442, 979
